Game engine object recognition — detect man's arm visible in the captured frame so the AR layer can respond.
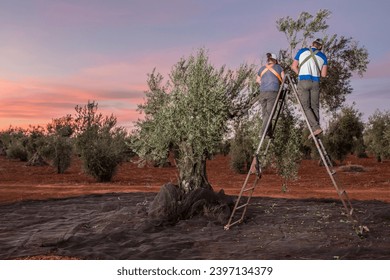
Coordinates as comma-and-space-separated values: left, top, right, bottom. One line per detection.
281, 69, 285, 79
291, 59, 299, 75
321, 65, 328, 77
256, 74, 261, 84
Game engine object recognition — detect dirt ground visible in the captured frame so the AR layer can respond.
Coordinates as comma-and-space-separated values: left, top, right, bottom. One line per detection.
0, 154, 389, 259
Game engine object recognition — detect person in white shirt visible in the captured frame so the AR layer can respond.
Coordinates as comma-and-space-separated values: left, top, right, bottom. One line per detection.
291, 38, 328, 139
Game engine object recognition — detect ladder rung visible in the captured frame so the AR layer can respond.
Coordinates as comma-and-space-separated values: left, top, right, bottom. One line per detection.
227, 219, 242, 228
236, 203, 248, 210
243, 187, 255, 192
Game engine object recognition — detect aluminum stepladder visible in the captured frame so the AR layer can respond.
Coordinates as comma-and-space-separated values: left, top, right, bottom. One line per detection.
224, 74, 368, 234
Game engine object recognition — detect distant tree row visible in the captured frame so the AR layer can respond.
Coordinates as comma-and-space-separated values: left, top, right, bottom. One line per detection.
1, 101, 388, 181
0, 101, 132, 182
229, 105, 390, 165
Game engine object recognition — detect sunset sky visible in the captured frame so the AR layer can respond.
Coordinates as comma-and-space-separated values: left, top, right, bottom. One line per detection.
1, 0, 389, 131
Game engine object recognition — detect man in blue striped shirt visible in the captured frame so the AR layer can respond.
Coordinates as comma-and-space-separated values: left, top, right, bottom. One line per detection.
291, 38, 328, 138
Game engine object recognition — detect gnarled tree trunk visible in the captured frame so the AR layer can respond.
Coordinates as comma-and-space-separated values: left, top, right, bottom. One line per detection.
146, 143, 232, 226
177, 143, 212, 193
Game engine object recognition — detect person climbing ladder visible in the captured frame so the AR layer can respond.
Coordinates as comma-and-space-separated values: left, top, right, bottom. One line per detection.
256, 53, 285, 138
291, 38, 328, 139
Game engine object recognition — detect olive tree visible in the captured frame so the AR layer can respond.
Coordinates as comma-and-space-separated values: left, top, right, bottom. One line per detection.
134, 48, 254, 193
0, 127, 29, 161
364, 110, 390, 162
42, 115, 75, 174
276, 9, 369, 112
229, 116, 260, 174
269, 106, 303, 191
74, 101, 128, 182
323, 105, 365, 163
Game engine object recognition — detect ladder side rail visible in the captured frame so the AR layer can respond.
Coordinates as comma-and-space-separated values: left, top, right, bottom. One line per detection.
225, 177, 260, 229
287, 74, 333, 173
286, 75, 317, 139
225, 78, 289, 230
260, 89, 289, 163
268, 87, 289, 137
318, 138, 356, 215
317, 138, 334, 168
317, 139, 356, 215
314, 138, 353, 214
287, 74, 341, 183
287, 74, 353, 216
238, 178, 259, 223
225, 170, 256, 228
262, 137, 273, 159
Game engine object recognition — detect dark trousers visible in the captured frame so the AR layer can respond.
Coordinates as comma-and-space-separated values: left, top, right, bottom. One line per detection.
259, 91, 277, 135
297, 80, 321, 131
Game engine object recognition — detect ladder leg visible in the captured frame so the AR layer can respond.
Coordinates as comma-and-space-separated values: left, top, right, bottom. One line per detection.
225, 77, 289, 230
287, 75, 368, 234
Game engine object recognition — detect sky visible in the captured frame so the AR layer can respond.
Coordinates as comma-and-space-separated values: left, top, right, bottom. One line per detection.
1, 0, 389, 131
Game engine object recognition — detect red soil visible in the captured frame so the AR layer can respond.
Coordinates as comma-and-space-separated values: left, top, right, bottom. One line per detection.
0, 154, 389, 204
0, 154, 389, 260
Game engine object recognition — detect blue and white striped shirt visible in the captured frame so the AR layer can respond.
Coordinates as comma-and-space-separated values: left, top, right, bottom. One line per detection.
294, 48, 327, 82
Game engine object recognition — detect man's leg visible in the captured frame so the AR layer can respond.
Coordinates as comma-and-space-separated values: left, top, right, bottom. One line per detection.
259, 95, 267, 136
260, 91, 277, 136
298, 80, 319, 130
310, 81, 321, 131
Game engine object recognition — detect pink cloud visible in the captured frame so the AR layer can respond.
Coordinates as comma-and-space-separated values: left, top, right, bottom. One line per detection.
363, 52, 390, 79
0, 47, 182, 131
0, 77, 145, 131
0, 26, 283, 132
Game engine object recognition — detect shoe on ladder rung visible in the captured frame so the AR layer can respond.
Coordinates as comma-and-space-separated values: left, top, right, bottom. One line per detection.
249, 155, 261, 178
308, 128, 323, 139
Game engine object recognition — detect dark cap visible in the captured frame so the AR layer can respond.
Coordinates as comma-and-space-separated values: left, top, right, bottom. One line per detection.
313, 38, 324, 45
266, 53, 277, 60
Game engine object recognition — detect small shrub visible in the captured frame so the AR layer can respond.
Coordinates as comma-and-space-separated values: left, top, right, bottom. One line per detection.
364, 110, 390, 162
1, 127, 29, 161
42, 115, 76, 173
74, 101, 128, 182
323, 105, 364, 163
230, 144, 251, 174
79, 128, 127, 182
6, 142, 28, 161
269, 108, 302, 188
42, 135, 73, 174
229, 118, 259, 174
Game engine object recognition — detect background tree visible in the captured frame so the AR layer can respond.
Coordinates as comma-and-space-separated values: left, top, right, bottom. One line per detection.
24, 125, 48, 166
269, 106, 302, 191
229, 116, 260, 174
364, 110, 390, 162
74, 101, 128, 182
0, 127, 29, 161
25, 126, 46, 157
276, 9, 369, 112
134, 48, 254, 193
42, 115, 75, 174
323, 105, 365, 163
0, 126, 48, 165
